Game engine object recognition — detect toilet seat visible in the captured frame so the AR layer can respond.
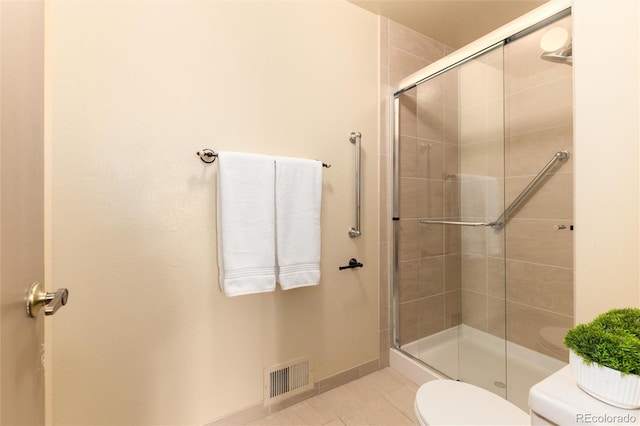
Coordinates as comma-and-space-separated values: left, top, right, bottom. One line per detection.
415, 380, 530, 425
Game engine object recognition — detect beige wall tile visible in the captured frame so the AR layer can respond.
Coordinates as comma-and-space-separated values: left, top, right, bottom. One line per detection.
390, 48, 430, 88
462, 290, 488, 331
399, 178, 418, 218
397, 220, 418, 261
380, 17, 389, 69
485, 60, 504, 102
417, 74, 445, 105
443, 181, 460, 219
388, 19, 445, 62
379, 330, 390, 368
460, 142, 487, 177
398, 260, 418, 303
399, 95, 417, 138
505, 76, 572, 137
444, 254, 461, 292
444, 107, 459, 144
444, 219, 461, 253
445, 290, 462, 328
461, 226, 487, 256
399, 135, 417, 178
417, 179, 444, 219
418, 223, 444, 257
418, 256, 445, 298
380, 156, 389, 241
486, 139, 504, 180
505, 219, 573, 268
487, 296, 506, 339
460, 58, 486, 108
506, 261, 573, 316
461, 254, 488, 294
380, 76, 390, 157
418, 295, 446, 337
417, 140, 444, 180
487, 256, 505, 298
460, 180, 487, 219
506, 172, 573, 220
486, 99, 504, 142
380, 243, 389, 330
507, 302, 572, 361
398, 301, 418, 345
444, 144, 459, 177
507, 125, 573, 177
416, 99, 445, 141
460, 105, 486, 145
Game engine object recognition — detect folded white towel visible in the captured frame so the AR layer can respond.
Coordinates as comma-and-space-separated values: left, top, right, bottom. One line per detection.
275, 157, 323, 290
217, 151, 277, 297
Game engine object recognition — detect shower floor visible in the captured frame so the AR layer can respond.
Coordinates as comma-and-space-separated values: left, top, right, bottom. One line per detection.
400, 325, 566, 411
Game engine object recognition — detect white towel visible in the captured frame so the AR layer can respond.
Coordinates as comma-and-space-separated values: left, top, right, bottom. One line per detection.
217, 151, 277, 297
275, 157, 322, 290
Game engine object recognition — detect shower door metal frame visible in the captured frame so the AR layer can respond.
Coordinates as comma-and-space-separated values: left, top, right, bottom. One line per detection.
390, 0, 573, 361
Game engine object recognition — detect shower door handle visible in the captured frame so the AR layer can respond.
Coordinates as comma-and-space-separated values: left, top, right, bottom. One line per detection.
26, 282, 69, 317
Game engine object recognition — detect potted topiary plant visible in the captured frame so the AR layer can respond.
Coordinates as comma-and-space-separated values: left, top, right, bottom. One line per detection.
564, 307, 640, 408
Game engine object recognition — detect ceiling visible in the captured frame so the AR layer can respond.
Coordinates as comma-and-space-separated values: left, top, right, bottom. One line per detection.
348, 0, 547, 49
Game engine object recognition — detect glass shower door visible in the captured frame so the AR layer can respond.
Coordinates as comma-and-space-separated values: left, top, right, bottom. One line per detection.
394, 44, 507, 397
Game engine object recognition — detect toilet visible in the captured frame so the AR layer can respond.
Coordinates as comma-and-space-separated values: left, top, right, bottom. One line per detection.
415, 380, 530, 425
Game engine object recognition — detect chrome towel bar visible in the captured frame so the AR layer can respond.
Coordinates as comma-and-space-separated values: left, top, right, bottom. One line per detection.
196, 149, 331, 168
348, 132, 362, 238
419, 150, 570, 230
419, 220, 493, 227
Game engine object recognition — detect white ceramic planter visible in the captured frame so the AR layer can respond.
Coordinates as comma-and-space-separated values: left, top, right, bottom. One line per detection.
570, 350, 640, 409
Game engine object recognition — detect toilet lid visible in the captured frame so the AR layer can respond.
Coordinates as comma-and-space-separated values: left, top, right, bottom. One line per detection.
415, 380, 529, 425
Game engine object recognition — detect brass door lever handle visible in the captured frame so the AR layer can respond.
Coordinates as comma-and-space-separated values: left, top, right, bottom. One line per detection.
27, 282, 69, 318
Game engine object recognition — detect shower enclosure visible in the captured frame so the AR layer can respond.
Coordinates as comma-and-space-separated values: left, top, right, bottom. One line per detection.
391, 5, 574, 411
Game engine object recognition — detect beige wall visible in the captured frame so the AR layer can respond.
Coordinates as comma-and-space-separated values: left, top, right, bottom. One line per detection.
47, 1, 379, 424
573, 0, 640, 323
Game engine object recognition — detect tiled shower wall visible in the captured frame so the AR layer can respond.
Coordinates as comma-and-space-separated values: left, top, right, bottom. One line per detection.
502, 15, 574, 360
381, 15, 574, 362
379, 17, 452, 355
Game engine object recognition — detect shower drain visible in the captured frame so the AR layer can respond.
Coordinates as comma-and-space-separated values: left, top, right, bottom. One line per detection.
494, 381, 507, 389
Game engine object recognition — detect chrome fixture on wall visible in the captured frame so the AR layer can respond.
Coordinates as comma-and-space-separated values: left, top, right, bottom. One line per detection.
540, 26, 573, 65
419, 150, 570, 231
196, 149, 331, 168
348, 132, 362, 238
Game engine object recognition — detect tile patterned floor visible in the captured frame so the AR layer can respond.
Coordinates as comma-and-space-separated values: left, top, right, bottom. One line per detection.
247, 368, 419, 425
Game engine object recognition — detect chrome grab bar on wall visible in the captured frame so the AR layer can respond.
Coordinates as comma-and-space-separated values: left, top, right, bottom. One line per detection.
419, 150, 570, 231
348, 132, 362, 238
491, 150, 569, 230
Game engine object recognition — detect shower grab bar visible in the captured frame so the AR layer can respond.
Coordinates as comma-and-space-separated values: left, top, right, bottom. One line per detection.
419, 151, 570, 231
491, 150, 570, 230
348, 132, 362, 238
